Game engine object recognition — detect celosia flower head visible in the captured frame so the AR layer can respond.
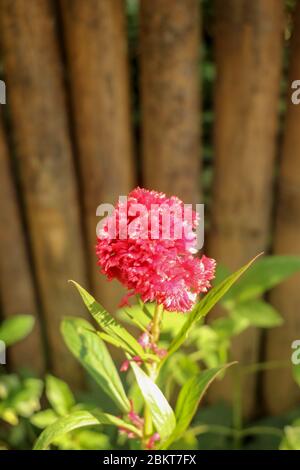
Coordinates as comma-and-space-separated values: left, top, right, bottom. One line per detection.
96, 187, 215, 312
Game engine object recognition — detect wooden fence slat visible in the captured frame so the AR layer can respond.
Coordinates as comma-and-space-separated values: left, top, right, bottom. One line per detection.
0, 0, 88, 387
0, 114, 44, 373
60, 0, 135, 312
208, 0, 283, 415
140, 0, 201, 204
264, 1, 300, 415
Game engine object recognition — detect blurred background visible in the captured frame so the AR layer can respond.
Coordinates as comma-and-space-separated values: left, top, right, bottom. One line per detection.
0, 0, 300, 425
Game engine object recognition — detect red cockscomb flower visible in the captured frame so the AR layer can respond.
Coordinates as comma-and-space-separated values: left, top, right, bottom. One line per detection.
96, 188, 215, 312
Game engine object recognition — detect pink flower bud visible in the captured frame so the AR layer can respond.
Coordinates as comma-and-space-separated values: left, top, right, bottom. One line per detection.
146, 432, 160, 449
138, 332, 150, 349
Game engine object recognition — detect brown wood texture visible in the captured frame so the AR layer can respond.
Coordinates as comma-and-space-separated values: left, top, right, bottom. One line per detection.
0, 114, 44, 373
140, 0, 201, 204
208, 0, 283, 415
263, 1, 300, 415
0, 0, 88, 387
60, 0, 135, 312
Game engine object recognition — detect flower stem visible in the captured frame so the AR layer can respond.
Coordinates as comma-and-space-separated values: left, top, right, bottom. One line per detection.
142, 302, 164, 448
149, 303, 164, 382
142, 404, 153, 448
152, 303, 164, 345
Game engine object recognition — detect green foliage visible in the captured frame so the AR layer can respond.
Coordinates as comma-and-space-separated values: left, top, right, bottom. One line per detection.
45, 375, 75, 417
0, 375, 43, 425
61, 317, 130, 413
185, 255, 300, 371
30, 374, 122, 450
0, 315, 43, 449
292, 363, 300, 388
70, 281, 147, 359
229, 300, 283, 328
166, 255, 260, 360
281, 364, 300, 450
131, 361, 176, 440
33, 257, 259, 449
161, 364, 236, 449
223, 256, 300, 305
30, 409, 58, 428
29, 254, 300, 450
280, 423, 300, 450
33, 410, 108, 450
0, 315, 35, 347
33, 408, 141, 450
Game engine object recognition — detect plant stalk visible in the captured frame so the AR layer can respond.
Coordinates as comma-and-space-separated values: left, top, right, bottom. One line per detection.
151, 303, 164, 345
142, 302, 164, 448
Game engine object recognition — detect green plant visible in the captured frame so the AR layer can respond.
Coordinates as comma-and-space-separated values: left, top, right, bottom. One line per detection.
0, 315, 43, 449
279, 363, 300, 450
33, 256, 259, 450
33, 254, 300, 450
30, 375, 112, 450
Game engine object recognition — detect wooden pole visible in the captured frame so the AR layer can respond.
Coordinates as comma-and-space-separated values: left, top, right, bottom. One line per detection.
0, 0, 88, 387
208, 0, 283, 415
0, 113, 44, 373
140, 0, 201, 204
60, 0, 135, 311
264, 1, 300, 414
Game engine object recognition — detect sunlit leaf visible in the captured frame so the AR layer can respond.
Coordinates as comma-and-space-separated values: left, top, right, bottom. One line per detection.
165, 255, 260, 360
46, 375, 75, 416
280, 425, 300, 450
131, 362, 176, 439
211, 316, 249, 338
0, 315, 35, 346
230, 300, 283, 328
224, 256, 300, 305
30, 409, 58, 429
33, 410, 140, 450
61, 317, 130, 413
160, 363, 235, 449
70, 281, 144, 357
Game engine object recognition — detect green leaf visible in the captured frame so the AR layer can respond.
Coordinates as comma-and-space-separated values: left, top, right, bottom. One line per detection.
192, 325, 227, 368
33, 410, 141, 450
161, 312, 187, 337
224, 256, 300, 305
2, 378, 43, 420
61, 317, 130, 413
165, 255, 260, 359
0, 315, 35, 346
171, 353, 200, 386
46, 375, 75, 416
30, 409, 58, 429
160, 363, 235, 449
213, 264, 231, 287
212, 316, 249, 338
230, 300, 283, 328
292, 363, 300, 388
119, 303, 186, 338
72, 429, 112, 450
70, 281, 144, 357
280, 425, 300, 450
131, 362, 176, 439
118, 304, 150, 331
97, 331, 125, 349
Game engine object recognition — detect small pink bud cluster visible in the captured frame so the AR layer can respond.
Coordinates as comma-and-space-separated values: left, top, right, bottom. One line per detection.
118, 401, 161, 449
146, 432, 160, 450
120, 356, 142, 372
120, 330, 167, 373
138, 331, 167, 359
118, 400, 144, 439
